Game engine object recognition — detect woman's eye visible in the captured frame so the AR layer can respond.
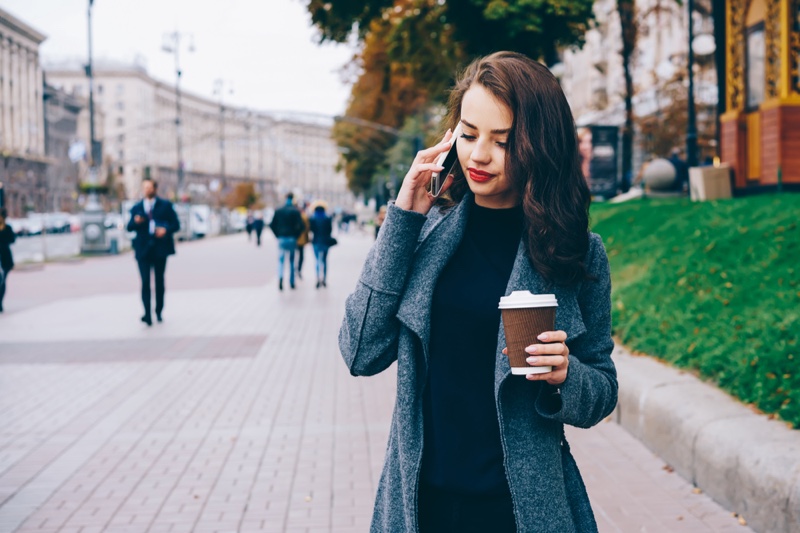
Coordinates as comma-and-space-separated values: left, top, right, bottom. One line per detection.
497, 142, 508, 148
460, 133, 476, 141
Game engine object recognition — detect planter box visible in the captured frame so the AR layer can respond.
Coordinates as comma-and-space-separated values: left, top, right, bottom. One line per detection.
690, 165, 733, 201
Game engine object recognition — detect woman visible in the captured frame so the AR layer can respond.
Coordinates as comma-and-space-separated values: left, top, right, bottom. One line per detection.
0, 209, 16, 313
309, 202, 333, 288
339, 52, 617, 532
296, 204, 311, 279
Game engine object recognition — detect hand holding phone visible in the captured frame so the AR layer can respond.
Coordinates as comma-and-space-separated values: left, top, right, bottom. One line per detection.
429, 123, 462, 197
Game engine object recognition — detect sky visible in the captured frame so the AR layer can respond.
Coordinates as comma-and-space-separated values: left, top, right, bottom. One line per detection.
2, 0, 356, 117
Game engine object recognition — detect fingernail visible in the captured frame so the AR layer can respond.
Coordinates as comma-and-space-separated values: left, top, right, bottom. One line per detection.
537, 333, 548, 341
526, 357, 538, 364
525, 346, 537, 354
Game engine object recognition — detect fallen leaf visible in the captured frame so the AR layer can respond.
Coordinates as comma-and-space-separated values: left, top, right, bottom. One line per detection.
692, 487, 703, 494
663, 464, 674, 473
305, 495, 312, 502
738, 516, 748, 526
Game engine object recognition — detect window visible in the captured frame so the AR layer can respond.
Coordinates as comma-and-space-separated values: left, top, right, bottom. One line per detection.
97, 84, 103, 95
116, 101, 124, 110
746, 23, 765, 110
117, 117, 124, 127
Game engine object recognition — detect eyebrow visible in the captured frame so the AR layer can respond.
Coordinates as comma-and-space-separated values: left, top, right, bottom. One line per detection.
460, 119, 511, 135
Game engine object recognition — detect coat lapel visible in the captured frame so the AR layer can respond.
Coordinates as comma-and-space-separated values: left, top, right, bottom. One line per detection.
395, 197, 471, 355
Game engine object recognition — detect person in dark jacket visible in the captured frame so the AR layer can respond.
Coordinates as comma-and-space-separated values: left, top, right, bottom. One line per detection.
251, 212, 265, 246
340, 52, 617, 532
269, 193, 304, 290
126, 179, 180, 326
0, 208, 16, 313
309, 202, 334, 288
668, 148, 690, 193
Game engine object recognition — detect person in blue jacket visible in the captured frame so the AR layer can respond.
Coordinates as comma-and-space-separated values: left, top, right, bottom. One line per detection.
339, 52, 617, 533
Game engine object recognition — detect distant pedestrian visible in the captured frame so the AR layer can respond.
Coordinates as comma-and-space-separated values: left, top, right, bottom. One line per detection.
251, 212, 265, 246
296, 206, 311, 280
340, 52, 616, 532
269, 193, 304, 290
668, 148, 690, 193
127, 179, 180, 326
245, 212, 254, 241
309, 202, 334, 289
0, 208, 16, 313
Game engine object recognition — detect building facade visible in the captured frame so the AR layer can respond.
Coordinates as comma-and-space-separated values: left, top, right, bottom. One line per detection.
45, 61, 353, 209
720, 0, 800, 190
0, 7, 47, 217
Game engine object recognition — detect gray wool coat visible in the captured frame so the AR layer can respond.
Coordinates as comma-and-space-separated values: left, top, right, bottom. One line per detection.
339, 195, 618, 532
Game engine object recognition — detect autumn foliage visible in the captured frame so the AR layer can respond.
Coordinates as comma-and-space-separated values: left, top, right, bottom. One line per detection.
309, 0, 595, 194
224, 182, 262, 210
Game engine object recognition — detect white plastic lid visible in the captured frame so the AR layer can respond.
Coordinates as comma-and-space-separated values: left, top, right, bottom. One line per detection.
498, 291, 558, 309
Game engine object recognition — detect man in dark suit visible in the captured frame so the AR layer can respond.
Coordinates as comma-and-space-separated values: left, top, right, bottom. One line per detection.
126, 179, 180, 326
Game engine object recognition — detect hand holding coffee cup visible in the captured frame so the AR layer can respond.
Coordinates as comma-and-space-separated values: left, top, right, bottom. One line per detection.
502, 330, 570, 384
499, 291, 570, 384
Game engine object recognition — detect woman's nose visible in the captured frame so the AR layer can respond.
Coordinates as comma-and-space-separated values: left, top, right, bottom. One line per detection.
470, 140, 491, 164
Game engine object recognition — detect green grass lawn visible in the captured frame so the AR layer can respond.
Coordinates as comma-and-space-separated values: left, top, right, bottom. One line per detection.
591, 194, 800, 428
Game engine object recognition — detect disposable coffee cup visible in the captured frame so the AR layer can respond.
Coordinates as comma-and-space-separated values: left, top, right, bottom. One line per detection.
498, 291, 558, 375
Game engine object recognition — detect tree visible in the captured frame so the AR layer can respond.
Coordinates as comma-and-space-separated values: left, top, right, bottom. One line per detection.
224, 182, 261, 210
308, 0, 596, 194
309, 0, 595, 66
333, 14, 434, 194
617, 0, 636, 192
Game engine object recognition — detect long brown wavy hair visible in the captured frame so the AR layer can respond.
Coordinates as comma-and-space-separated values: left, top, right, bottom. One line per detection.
437, 51, 591, 286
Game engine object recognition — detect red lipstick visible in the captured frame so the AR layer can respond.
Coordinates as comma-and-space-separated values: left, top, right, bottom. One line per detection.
468, 168, 494, 183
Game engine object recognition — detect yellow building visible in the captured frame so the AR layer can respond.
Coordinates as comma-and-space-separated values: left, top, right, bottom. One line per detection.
721, 0, 800, 189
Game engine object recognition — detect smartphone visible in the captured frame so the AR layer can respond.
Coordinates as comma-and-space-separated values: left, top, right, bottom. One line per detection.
429, 123, 462, 197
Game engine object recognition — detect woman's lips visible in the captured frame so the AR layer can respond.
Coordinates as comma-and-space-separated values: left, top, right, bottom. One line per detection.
468, 168, 495, 183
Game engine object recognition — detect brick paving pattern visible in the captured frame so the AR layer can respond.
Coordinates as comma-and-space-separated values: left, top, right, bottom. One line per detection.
0, 231, 751, 532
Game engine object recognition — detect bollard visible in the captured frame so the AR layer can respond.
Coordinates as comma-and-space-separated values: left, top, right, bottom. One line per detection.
109, 238, 119, 255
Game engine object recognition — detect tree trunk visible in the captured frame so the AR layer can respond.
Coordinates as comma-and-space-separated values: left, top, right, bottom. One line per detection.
618, 0, 637, 193
712, 0, 726, 157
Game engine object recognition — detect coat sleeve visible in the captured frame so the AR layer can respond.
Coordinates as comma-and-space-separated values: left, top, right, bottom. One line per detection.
165, 202, 180, 234
535, 233, 618, 428
126, 205, 142, 232
339, 203, 426, 377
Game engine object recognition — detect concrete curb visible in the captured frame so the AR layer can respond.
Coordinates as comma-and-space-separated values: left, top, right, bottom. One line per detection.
612, 346, 800, 533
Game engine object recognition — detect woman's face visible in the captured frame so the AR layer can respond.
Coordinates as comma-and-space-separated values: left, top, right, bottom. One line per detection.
457, 84, 518, 209
578, 129, 593, 159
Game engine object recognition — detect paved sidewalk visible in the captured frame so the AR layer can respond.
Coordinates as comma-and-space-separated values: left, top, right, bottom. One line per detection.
0, 231, 750, 532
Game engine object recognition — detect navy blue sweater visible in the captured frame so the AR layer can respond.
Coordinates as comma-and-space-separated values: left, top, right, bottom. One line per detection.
421, 200, 524, 495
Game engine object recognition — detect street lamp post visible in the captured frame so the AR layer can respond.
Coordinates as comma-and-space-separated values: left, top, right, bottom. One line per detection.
686, 0, 698, 168
80, 0, 109, 254
162, 31, 193, 199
